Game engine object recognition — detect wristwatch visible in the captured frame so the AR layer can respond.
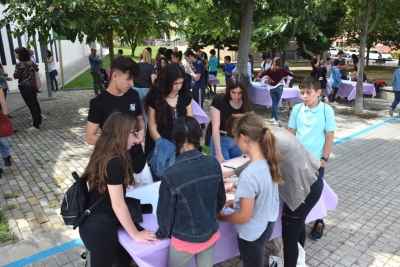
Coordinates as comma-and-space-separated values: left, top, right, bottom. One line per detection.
321, 157, 329, 162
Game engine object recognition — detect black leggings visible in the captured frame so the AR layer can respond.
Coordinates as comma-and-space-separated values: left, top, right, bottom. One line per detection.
19, 85, 42, 128
79, 213, 132, 267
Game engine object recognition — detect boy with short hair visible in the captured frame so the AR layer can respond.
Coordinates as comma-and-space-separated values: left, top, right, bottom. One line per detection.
288, 76, 336, 240
317, 60, 327, 101
329, 59, 342, 104
222, 56, 236, 83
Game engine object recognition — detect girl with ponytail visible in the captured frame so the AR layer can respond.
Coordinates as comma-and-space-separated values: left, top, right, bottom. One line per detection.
218, 112, 282, 267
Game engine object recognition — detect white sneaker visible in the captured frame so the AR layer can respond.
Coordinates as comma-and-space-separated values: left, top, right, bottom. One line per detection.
41, 114, 47, 120
271, 120, 278, 125
331, 101, 338, 105
269, 118, 276, 123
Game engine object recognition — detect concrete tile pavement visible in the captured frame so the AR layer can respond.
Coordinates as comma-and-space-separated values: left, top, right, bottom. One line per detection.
0, 53, 399, 266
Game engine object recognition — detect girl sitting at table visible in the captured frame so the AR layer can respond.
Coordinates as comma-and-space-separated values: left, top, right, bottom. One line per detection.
218, 113, 283, 267
79, 112, 158, 267
156, 116, 226, 267
259, 58, 294, 125
210, 73, 252, 163
144, 63, 193, 181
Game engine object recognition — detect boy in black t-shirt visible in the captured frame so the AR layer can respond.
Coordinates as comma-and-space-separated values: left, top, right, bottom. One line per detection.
317, 60, 328, 101
86, 56, 153, 186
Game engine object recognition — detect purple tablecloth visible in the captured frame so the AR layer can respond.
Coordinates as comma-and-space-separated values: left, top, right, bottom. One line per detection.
208, 75, 220, 85
191, 100, 210, 124
325, 81, 376, 101
252, 83, 303, 107
118, 179, 338, 267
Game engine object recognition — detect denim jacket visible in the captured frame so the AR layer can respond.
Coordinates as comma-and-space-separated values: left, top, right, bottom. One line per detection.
156, 149, 226, 242
146, 138, 176, 180
392, 68, 400, 92
89, 54, 102, 74
329, 66, 342, 88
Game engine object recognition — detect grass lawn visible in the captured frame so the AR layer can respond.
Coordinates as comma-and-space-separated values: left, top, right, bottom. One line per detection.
0, 210, 15, 243
64, 46, 227, 89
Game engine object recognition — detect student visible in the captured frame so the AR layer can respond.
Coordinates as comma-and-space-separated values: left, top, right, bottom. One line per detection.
155, 58, 168, 74
218, 113, 283, 267
288, 76, 336, 241
317, 60, 327, 101
390, 67, 400, 117
79, 112, 158, 267
117, 49, 123, 57
222, 56, 236, 83
256, 52, 272, 79
166, 49, 173, 63
259, 58, 294, 125
86, 56, 153, 187
210, 73, 252, 163
46, 50, 59, 92
144, 63, 193, 180
184, 48, 206, 129
337, 50, 348, 79
156, 116, 226, 267
310, 52, 320, 77
223, 114, 324, 267
329, 59, 342, 104
171, 51, 184, 68
208, 49, 218, 94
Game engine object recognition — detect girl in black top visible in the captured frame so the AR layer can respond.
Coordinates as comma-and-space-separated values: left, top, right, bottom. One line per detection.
210, 73, 252, 163
144, 63, 193, 157
79, 112, 157, 267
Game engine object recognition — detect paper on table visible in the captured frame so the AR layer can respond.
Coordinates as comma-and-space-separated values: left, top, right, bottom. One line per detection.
221, 157, 250, 172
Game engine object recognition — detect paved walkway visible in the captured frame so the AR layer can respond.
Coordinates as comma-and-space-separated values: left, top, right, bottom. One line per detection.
0, 54, 399, 266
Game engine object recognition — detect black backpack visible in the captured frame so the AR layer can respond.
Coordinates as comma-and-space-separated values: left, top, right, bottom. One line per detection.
60, 172, 106, 230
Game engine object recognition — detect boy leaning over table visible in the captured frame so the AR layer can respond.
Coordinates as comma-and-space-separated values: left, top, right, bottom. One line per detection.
288, 76, 336, 241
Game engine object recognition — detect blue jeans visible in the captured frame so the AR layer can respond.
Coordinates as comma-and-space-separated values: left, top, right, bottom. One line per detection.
49, 70, 58, 90
391, 91, 400, 110
0, 137, 10, 169
281, 172, 323, 267
237, 221, 275, 267
210, 136, 242, 160
270, 85, 284, 121
133, 87, 150, 131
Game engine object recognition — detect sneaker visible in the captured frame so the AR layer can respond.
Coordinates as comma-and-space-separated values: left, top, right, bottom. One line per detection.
330, 101, 338, 105
310, 219, 325, 240
3, 156, 11, 167
269, 118, 276, 123
41, 114, 47, 120
271, 120, 278, 125
389, 107, 393, 117
26, 126, 39, 132
28, 115, 32, 120
54, 88, 59, 92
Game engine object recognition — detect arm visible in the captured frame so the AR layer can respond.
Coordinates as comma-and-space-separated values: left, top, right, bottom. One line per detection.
186, 103, 194, 117
289, 128, 296, 135
313, 58, 320, 68
48, 56, 54, 63
150, 73, 156, 84
218, 198, 255, 223
108, 184, 157, 245
135, 115, 145, 144
148, 107, 161, 142
187, 64, 201, 81
321, 131, 334, 168
0, 90, 8, 115
338, 62, 348, 70
85, 121, 100, 145
210, 107, 224, 163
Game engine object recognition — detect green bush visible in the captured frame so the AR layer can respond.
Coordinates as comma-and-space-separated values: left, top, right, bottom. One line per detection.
390, 51, 400, 59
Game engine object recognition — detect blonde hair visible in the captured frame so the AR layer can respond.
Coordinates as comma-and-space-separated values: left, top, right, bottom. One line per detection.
139, 49, 151, 64
320, 60, 326, 65
270, 58, 282, 72
227, 113, 283, 184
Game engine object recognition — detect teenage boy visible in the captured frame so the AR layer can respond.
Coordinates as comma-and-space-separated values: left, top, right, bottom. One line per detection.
310, 52, 320, 77
317, 60, 327, 101
86, 57, 153, 188
288, 76, 336, 240
337, 50, 348, 80
222, 56, 236, 83
256, 52, 272, 79
329, 59, 342, 104
390, 67, 400, 117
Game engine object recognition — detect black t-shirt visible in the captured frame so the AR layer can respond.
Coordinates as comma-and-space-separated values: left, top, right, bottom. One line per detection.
211, 95, 244, 132
144, 92, 192, 156
134, 62, 155, 88
317, 66, 327, 82
87, 89, 146, 173
89, 157, 126, 216
310, 58, 318, 77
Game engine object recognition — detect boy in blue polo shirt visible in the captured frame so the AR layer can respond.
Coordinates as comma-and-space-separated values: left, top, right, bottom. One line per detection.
288, 76, 336, 241
222, 56, 236, 83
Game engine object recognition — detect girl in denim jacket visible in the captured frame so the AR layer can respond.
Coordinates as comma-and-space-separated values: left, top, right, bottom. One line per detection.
218, 113, 283, 267
156, 116, 226, 267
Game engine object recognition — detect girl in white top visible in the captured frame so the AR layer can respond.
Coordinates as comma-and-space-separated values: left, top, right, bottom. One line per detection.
46, 50, 58, 91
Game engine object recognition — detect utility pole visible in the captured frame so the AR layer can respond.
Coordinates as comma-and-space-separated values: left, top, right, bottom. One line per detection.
58, 40, 65, 89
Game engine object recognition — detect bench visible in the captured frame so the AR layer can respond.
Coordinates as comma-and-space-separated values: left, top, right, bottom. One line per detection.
372, 59, 386, 66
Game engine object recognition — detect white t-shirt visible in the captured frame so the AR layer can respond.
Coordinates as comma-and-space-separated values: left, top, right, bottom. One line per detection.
261, 61, 272, 71
48, 57, 56, 72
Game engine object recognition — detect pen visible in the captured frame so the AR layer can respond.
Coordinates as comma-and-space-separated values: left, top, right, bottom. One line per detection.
223, 165, 236, 170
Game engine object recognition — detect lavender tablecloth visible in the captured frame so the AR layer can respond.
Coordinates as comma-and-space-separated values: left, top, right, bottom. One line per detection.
251, 83, 303, 107
325, 81, 376, 101
118, 179, 338, 267
208, 74, 220, 85
191, 100, 210, 124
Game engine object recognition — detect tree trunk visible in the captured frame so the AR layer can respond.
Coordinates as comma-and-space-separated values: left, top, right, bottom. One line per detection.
365, 46, 371, 66
107, 29, 115, 62
236, 0, 254, 75
130, 41, 137, 57
282, 50, 286, 66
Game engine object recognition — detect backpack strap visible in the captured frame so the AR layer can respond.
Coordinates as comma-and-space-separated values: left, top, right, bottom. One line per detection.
73, 192, 107, 229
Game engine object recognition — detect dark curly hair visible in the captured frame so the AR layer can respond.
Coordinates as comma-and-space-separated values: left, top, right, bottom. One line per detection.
144, 63, 187, 126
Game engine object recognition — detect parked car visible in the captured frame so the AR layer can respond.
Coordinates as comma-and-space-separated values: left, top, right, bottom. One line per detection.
367, 50, 393, 61
346, 48, 360, 58
155, 39, 166, 46
328, 47, 340, 56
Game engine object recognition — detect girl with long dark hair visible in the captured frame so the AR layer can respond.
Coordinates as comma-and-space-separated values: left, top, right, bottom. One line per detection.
46, 50, 59, 92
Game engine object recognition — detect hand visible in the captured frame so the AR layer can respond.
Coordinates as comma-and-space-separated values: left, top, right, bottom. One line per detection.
224, 199, 234, 208
6, 77, 12, 81
132, 230, 159, 246
217, 210, 226, 221
224, 182, 234, 191
222, 171, 234, 179
135, 129, 144, 144
320, 159, 326, 168
215, 154, 225, 164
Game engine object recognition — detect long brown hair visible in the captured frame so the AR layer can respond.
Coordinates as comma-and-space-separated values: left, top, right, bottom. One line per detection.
270, 58, 282, 72
227, 113, 283, 184
81, 112, 136, 193
224, 73, 252, 112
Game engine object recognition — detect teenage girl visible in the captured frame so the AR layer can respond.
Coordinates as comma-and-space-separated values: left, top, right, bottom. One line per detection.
218, 113, 283, 267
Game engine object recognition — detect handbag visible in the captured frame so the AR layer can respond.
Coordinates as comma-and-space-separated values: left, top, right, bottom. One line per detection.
270, 237, 308, 267
55, 70, 58, 76
0, 114, 14, 137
